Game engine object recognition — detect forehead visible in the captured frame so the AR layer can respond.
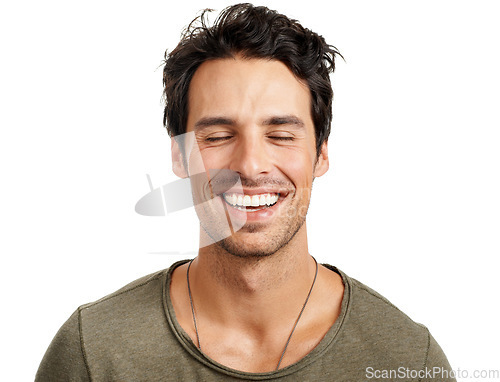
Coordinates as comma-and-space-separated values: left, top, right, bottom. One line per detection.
186, 57, 313, 129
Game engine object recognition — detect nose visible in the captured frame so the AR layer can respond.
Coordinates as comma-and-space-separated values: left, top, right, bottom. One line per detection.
229, 133, 272, 179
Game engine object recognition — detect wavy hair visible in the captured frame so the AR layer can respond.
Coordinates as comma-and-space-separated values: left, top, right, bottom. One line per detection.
163, 3, 342, 156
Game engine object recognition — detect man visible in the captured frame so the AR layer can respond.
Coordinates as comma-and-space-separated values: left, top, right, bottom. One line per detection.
36, 4, 455, 381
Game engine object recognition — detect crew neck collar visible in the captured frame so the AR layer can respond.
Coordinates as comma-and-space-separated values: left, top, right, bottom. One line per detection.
162, 259, 351, 380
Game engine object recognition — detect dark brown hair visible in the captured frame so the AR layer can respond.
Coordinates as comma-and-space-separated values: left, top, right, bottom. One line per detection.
163, 3, 342, 156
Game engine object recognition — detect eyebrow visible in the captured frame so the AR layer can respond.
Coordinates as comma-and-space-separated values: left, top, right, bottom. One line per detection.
193, 115, 305, 130
262, 115, 305, 128
194, 117, 235, 130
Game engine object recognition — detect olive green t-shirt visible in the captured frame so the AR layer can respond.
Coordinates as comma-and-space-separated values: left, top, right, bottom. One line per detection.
35, 260, 455, 381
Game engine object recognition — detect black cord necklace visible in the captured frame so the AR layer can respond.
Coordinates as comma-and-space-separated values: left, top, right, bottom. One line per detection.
186, 256, 319, 371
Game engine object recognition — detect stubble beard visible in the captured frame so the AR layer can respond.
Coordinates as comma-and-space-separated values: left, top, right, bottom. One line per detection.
201, 191, 310, 259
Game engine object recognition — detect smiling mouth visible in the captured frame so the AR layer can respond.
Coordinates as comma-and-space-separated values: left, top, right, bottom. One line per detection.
222, 192, 280, 211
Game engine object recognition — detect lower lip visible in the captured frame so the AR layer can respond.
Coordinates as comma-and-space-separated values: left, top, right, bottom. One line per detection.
220, 195, 285, 223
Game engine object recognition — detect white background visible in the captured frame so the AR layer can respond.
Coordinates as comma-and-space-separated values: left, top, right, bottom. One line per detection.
1, 0, 499, 380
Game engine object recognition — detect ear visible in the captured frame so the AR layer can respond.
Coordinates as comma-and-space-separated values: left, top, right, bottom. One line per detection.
171, 138, 188, 178
313, 140, 329, 178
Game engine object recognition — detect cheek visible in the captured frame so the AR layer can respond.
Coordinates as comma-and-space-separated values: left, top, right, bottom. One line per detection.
187, 151, 207, 175
195, 148, 230, 172
273, 148, 315, 184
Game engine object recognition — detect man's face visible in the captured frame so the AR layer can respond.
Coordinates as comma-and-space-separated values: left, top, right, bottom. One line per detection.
176, 57, 328, 257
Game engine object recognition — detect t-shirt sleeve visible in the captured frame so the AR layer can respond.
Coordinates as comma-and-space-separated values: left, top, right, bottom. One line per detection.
420, 331, 456, 382
35, 309, 91, 382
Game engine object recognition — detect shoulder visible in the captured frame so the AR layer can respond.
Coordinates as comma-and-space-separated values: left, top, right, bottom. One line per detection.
342, 274, 455, 379
36, 261, 188, 381
348, 274, 427, 331
79, 267, 167, 313
326, 265, 451, 370
76, 262, 187, 369
324, 265, 426, 333
77, 261, 188, 326
344, 271, 430, 344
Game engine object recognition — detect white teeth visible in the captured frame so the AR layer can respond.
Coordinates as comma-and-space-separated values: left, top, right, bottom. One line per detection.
259, 194, 266, 205
223, 192, 281, 207
243, 195, 251, 207
251, 195, 260, 207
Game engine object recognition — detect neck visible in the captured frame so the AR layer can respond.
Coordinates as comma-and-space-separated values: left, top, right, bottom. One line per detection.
190, 224, 316, 333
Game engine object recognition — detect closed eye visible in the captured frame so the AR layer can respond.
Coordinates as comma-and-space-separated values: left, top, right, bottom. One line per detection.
205, 136, 233, 142
268, 136, 294, 141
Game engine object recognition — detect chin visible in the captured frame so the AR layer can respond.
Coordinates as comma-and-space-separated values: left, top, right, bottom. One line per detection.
212, 218, 306, 259
214, 238, 279, 258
